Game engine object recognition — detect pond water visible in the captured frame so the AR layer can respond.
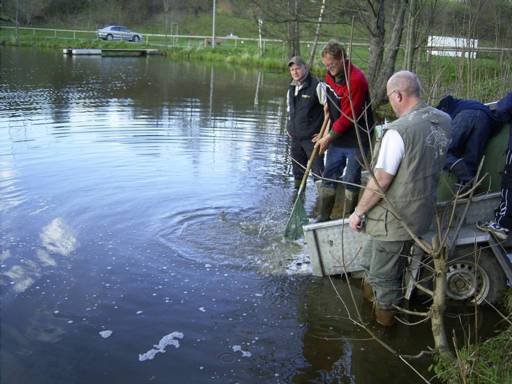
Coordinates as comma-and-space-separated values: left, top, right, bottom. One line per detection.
0, 47, 491, 383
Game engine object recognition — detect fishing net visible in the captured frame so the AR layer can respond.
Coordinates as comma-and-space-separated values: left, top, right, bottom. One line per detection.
284, 195, 309, 240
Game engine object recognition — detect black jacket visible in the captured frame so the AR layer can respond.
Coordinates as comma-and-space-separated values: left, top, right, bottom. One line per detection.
286, 74, 324, 141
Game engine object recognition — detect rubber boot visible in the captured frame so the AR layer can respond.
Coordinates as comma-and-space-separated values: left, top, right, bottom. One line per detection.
375, 305, 396, 327
317, 186, 336, 222
343, 190, 359, 218
330, 184, 345, 220
361, 279, 374, 302
315, 179, 322, 195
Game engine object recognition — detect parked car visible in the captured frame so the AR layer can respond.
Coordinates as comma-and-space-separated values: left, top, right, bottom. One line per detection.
96, 25, 143, 42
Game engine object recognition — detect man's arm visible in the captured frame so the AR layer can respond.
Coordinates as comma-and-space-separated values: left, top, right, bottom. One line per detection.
285, 89, 293, 137
348, 169, 394, 231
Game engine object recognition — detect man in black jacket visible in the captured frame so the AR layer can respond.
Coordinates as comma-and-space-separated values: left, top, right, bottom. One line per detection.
286, 56, 327, 189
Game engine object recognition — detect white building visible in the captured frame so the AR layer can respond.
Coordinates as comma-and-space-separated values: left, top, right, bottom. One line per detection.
427, 35, 478, 59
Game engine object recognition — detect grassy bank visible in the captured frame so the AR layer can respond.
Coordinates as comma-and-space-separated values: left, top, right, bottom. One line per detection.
2, 25, 511, 103
432, 290, 512, 383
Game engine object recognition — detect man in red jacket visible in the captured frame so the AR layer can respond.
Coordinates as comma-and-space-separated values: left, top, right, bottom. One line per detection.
314, 40, 374, 221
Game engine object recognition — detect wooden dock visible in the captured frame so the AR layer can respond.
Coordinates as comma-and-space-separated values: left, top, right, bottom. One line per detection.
63, 48, 160, 57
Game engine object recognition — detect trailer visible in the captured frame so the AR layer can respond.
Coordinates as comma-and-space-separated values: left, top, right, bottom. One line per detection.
303, 120, 512, 305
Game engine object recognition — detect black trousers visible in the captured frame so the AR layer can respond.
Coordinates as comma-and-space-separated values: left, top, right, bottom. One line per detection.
290, 137, 324, 181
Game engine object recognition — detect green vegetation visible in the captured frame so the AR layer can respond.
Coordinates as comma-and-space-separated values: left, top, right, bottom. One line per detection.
432, 289, 512, 383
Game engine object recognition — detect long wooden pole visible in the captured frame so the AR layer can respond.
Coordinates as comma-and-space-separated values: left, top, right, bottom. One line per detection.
296, 118, 329, 196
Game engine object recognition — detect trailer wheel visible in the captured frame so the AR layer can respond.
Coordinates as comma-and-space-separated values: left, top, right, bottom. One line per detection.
415, 247, 506, 305
445, 249, 506, 305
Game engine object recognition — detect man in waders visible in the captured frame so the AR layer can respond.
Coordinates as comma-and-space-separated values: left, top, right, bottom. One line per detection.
314, 40, 374, 221
286, 56, 327, 190
348, 71, 451, 326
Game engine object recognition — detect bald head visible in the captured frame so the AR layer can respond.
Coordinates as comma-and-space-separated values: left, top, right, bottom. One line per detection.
387, 71, 422, 97
386, 71, 422, 117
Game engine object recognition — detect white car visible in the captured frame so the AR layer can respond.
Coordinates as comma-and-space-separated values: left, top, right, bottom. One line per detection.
97, 25, 143, 42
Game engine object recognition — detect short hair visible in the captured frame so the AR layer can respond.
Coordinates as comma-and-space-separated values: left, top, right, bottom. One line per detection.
388, 71, 422, 97
321, 39, 346, 60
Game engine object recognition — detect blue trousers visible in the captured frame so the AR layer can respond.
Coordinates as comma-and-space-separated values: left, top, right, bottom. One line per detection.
321, 146, 362, 192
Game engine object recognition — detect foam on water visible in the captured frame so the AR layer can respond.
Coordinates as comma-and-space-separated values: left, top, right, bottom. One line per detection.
99, 330, 112, 339
138, 331, 184, 362
232, 345, 252, 358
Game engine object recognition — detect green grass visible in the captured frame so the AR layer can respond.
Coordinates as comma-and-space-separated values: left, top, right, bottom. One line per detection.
169, 10, 368, 43
432, 289, 512, 384
432, 327, 512, 384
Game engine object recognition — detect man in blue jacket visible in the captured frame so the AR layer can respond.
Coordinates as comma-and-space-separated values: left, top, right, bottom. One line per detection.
436, 95, 498, 187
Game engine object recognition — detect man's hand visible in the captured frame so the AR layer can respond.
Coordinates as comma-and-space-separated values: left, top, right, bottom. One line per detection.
348, 212, 363, 231
314, 135, 332, 154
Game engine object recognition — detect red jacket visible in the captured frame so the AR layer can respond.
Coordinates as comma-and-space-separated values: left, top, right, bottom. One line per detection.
325, 62, 370, 137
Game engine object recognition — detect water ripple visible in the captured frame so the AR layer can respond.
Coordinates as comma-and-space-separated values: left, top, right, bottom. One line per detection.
156, 196, 307, 275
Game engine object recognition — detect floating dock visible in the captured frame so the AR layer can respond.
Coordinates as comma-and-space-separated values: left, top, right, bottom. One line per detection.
63, 48, 160, 56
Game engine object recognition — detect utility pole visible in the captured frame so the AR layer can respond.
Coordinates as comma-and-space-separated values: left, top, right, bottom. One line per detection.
211, 0, 216, 49
258, 19, 263, 56
15, 0, 20, 45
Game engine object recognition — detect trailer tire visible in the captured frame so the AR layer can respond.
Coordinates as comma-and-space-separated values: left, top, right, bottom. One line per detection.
415, 247, 506, 305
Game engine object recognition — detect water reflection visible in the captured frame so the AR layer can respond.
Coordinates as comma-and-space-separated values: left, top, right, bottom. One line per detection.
2, 217, 76, 295
40, 218, 76, 257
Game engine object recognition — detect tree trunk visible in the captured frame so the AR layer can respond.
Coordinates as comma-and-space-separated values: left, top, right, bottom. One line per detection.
404, 0, 417, 71
369, 0, 408, 106
366, 0, 385, 87
287, 0, 300, 58
163, 0, 170, 37
430, 244, 452, 357
308, 0, 326, 67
